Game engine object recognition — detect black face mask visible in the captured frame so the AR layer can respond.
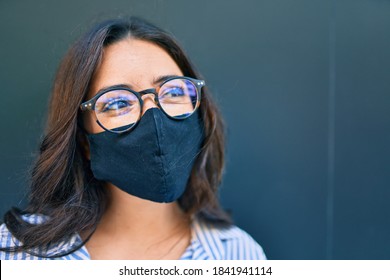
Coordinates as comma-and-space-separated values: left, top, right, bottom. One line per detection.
87, 108, 204, 203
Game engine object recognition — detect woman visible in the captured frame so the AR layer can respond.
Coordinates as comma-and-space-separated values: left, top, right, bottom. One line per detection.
0, 17, 266, 260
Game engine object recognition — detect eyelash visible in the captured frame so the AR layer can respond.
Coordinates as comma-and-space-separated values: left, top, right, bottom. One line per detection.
160, 86, 185, 97
101, 98, 131, 112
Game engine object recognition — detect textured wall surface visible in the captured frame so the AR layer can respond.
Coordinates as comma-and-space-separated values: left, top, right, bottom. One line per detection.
0, 0, 389, 259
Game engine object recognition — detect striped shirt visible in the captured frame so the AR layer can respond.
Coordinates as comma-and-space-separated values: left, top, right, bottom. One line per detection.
0, 214, 266, 260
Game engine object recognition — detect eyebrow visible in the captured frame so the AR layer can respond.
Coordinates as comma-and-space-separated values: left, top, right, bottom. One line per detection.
95, 84, 131, 94
94, 74, 181, 96
153, 74, 180, 85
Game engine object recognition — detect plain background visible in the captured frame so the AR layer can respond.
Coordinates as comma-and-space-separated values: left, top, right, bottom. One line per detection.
0, 0, 389, 259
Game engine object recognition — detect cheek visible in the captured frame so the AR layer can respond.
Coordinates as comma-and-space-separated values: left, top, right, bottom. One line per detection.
83, 111, 105, 134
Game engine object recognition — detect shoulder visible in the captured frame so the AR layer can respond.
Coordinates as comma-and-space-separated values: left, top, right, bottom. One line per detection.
0, 221, 30, 260
1, 214, 50, 259
190, 217, 267, 260
0, 214, 88, 260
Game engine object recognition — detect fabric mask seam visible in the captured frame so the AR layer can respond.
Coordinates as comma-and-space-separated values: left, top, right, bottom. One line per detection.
152, 110, 168, 195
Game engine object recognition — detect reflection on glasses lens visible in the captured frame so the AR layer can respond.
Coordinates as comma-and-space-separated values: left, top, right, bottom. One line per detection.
95, 90, 141, 131
159, 78, 198, 119
92, 78, 200, 132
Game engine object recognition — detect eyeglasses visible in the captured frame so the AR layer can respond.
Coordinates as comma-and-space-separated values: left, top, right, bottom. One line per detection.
80, 76, 204, 133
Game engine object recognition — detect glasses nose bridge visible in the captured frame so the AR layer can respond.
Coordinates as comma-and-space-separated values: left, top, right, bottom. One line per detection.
139, 88, 157, 97
139, 88, 158, 103
139, 88, 159, 113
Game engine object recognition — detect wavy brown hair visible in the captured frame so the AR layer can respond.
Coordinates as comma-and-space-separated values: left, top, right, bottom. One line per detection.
1, 17, 230, 258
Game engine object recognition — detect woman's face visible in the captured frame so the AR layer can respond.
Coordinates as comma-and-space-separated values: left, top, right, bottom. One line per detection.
84, 38, 184, 134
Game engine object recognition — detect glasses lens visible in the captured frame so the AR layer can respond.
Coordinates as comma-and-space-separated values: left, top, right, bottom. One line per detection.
95, 89, 141, 132
158, 78, 199, 119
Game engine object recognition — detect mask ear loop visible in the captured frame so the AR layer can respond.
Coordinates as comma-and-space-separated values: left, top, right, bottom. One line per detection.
76, 128, 90, 161
76, 109, 92, 160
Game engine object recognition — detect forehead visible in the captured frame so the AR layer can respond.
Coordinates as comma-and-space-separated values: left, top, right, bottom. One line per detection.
89, 38, 183, 97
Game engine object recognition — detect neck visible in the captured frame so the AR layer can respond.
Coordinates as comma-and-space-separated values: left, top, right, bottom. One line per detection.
101, 184, 188, 238
83, 183, 191, 259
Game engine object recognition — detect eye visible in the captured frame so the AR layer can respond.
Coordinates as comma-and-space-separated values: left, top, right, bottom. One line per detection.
101, 98, 132, 112
161, 86, 186, 98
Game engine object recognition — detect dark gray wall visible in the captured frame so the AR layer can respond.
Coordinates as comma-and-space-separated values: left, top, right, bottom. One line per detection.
0, 0, 389, 259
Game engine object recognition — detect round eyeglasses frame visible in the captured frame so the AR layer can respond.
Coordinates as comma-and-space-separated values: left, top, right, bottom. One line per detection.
79, 76, 205, 133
